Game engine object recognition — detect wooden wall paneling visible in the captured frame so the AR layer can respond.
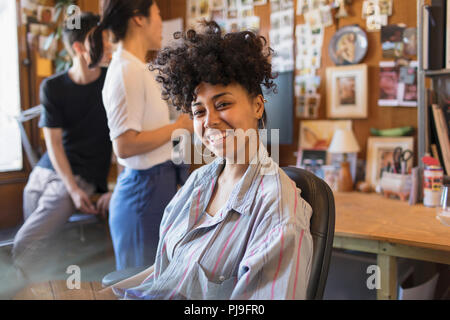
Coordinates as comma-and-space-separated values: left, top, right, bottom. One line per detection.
77, 0, 100, 14
164, 0, 419, 167
0, 183, 26, 229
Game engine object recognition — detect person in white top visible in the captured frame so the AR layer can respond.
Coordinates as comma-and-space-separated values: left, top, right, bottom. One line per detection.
88, 0, 193, 270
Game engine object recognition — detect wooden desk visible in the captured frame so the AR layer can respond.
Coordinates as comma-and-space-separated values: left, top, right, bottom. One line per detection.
13, 281, 109, 300
333, 192, 450, 300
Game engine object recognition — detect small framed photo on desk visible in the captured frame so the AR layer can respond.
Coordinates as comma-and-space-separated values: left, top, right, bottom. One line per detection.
366, 137, 414, 189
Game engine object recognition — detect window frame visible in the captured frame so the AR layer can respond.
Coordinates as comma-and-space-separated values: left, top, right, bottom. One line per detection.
0, 0, 34, 184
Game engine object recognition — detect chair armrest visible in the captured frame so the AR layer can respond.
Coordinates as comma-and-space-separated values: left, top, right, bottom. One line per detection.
101, 266, 148, 288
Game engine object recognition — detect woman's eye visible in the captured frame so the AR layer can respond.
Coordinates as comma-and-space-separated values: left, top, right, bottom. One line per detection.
216, 103, 230, 109
193, 110, 205, 117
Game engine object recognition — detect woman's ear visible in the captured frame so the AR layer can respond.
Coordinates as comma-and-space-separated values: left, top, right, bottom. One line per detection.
131, 15, 146, 27
254, 95, 265, 120
71, 41, 85, 56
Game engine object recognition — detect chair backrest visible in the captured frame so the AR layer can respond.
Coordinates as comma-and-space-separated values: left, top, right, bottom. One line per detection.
16, 105, 44, 169
282, 167, 335, 300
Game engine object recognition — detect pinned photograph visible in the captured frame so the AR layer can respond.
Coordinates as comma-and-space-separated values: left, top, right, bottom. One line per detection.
270, 0, 281, 12
21, 0, 39, 23
226, 19, 240, 33
320, 5, 333, 28
398, 62, 418, 107
281, 10, 294, 29
228, 9, 238, 19
362, 0, 378, 19
253, 0, 267, 5
381, 24, 406, 59
304, 9, 322, 34
240, 6, 254, 19
403, 27, 417, 57
378, 0, 393, 16
308, 0, 322, 10
281, 0, 294, 10
227, 0, 238, 9
379, 61, 399, 106
37, 5, 54, 24
212, 0, 226, 10
199, 0, 210, 17
366, 12, 388, 32
296, 0, 309, 15
210, 9, 225, 21
270, 12, 281, 29
189, 0, 198, 18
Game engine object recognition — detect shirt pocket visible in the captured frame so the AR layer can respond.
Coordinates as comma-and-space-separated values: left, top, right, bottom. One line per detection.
190, 261, 237, 300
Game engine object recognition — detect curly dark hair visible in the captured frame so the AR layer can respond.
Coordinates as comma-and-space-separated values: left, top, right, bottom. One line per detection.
151, 21, 278, 119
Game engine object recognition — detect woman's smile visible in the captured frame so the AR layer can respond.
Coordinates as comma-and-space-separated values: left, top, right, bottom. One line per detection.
205, 130, 235, 147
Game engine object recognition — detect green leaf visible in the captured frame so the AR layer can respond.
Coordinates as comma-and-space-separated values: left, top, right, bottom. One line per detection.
43, 33, 55, 51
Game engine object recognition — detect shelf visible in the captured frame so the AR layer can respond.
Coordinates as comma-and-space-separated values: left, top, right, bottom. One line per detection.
424, 69, 450, 77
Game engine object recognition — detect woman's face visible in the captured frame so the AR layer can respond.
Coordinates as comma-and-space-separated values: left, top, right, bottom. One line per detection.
191, 82, 264, 161
144, 3, 162, 50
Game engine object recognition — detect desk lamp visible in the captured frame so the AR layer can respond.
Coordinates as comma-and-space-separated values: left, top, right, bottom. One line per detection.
328, 129, 360, 192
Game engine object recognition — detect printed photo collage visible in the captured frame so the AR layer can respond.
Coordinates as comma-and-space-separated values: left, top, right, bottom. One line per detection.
187, 0, 266, 34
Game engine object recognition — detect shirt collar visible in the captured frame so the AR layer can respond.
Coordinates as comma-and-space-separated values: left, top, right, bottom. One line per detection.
115, 44, 148, 69
196, 143, 278, 216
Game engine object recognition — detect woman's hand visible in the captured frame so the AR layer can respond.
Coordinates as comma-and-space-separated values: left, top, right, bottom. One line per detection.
96, 192, 113, 218
69, 187, 98, 214
175, 114, 194, 133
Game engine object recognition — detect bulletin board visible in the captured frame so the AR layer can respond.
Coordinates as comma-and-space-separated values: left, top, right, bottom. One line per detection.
161, 0, 419, 167
24, 0, 419, 168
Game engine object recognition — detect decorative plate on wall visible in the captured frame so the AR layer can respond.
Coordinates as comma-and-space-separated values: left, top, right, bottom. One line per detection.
329, 25, 369, 66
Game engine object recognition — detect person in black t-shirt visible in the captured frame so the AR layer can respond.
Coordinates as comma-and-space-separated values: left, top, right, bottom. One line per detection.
12, 12, 113, 279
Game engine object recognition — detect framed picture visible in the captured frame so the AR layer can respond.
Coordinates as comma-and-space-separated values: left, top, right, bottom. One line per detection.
297, 149, 327, 178
299, 120, 352, 150
365, 137, 414, 189
37, 5, 54, 24
326, 64, 368, 119
323, 165, 340, 191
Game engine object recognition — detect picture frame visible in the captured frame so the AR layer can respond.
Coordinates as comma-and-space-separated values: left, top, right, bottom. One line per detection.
365, 137, 414, 189
296, 149, 327, 178
299, 120, 352, 150
323, 165, 340, 191
326, 64, 368, 119
37, 5, 54, 24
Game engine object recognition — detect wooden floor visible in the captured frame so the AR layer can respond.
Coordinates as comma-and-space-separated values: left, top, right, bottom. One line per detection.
13, 281, 106, 300
0, 222, 116, 300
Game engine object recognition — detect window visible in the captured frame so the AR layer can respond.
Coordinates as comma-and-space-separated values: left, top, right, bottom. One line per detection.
0, 0, 23, 172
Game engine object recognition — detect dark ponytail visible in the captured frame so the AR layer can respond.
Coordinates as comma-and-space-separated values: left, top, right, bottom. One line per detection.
88, 0, 154, 68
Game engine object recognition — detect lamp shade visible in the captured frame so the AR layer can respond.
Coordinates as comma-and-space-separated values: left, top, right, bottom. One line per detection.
328, 129, 360, 154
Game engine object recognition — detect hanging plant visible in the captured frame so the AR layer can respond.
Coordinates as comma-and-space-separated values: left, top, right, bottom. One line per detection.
41, 0, 76, 71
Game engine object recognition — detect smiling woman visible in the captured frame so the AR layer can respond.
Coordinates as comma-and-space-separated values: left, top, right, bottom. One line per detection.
100, 21, 314, 300
0, 0, 23, 172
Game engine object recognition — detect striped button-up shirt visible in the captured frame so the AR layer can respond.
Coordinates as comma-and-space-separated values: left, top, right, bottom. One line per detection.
114, 146, 313, 300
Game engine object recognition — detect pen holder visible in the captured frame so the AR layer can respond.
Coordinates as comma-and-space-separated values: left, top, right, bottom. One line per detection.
380, 172, 412, 201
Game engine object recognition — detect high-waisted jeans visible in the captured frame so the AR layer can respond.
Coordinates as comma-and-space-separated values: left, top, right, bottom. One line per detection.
109, 161, 189, 270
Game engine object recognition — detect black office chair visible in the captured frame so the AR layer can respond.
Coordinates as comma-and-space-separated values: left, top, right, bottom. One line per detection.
102, 167, 335, 300
282, 167, 335, 300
